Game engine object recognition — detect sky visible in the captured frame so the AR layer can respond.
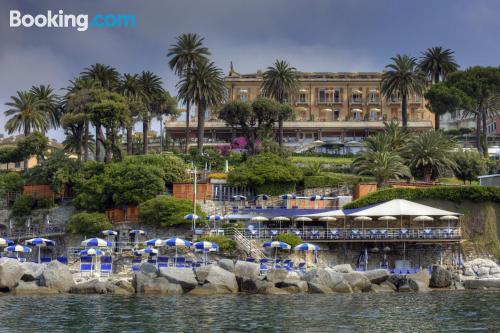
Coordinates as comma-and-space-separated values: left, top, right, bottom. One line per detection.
1, 0, 500, 141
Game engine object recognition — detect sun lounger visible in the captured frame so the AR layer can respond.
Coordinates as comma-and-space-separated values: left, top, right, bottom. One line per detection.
40, 257, 52, 264
56, 256, 68, 265
298, 262, 306, 273
100, 256, 112, 276
175, 257, 185, 267
185, 260, 193, 268
259, 258, 269, 274
245, 257, 256, 263
80, 256, 93, 277
131, 257, 141, 271
157, 256, 169, 268
147, 258, 157, 266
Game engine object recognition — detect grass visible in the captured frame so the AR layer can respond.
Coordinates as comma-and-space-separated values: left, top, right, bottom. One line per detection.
290, 156, 353, 165
438, 177, 479, 186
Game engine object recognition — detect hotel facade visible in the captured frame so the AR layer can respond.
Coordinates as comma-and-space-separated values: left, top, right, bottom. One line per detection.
165, 67, 434, 152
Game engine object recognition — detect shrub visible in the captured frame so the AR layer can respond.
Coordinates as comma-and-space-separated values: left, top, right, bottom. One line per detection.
274, 234, 302, 247
138, 195, 205, 228
67, 212, 112, 236
344, 186, 500, 209
304, 173, 375, 188
0, 172, 24, 192
255, 182, 296, 196
123, 154, 190, 185
207, 173, 228, 180
197, 235, 236, 251
10, 195, 35, 217
36, 197, 54, 209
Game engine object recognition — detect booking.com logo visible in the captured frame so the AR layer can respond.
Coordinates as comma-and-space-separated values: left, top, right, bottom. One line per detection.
9, 10, 136, 32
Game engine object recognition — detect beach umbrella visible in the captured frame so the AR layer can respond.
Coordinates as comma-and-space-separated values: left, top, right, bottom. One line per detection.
0, 238, 14, 247
281, 194, 296, 199
134, 247, 158, 256
193, 241, 219, 264
165, 237, 192, 263
294, 242, 320, 264
255, 194, 270, 201
231, 195, 247, 201
207, 215, 224, 229
81, 238, 112, 247
414, 215, 433, 228
295, 217, 312, 222
184, 214, 199, 220
101, 230, 117, 236
144, 238, 165, 247
440, 215, 459, 228
4, 244, 31, 259
262, 241, 291, 267
25, 237, 56, 263
251, 216, 269, 234
272, 216, 290, 231
318, 216, 337, 222
80, 248, 104, 256
129, 230, 146, 249
378, 215, 397, 229
354, 216, 372, 230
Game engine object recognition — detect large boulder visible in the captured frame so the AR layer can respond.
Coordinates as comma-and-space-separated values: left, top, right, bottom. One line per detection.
464, 279, 500, 289
370, 283, 395, 293
203, 265, 238, 293
342, 272, 371, 292
429, 265, 452, 288
39, 261, 75, 292
0, 258, 25, 291
13, 281, 58, 295
303, 268, 345, 290
234, 261, 260, 292
331, 280, 353, 293
113, 279, 135, 294
139, 263, 159, 277
331, 264, 354, 273
70, 279, 116, 294
21, 262, 45, 282
276, 279, 308, 293
159, 267, 198, 291
463, 259, 499, 277
363, 269, 389, 285
308, 282, 333, 294
188, 283, 232, 296
266, 268, 289, 284
218, 259, 235, 273
143, 277, 183, 295
255, 280, 290, 295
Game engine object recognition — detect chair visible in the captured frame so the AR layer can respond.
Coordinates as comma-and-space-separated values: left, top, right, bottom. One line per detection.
399, 229, 409, 239
157, 256, 169, 268
270, 230, 278, 237
56, 256, 68, 265
175, 257, 185, 268
274, 258, 282, 269
80, 256, 93, 277
256, 205, 262, 209
245, 257, 256, 263
259, 258, 269, 274
379, 229, 388, 239
267, 205, 274, 209
185, 260, 193, 268
329, 229, 339, 239
370, 230, 378, 239
311, 230, 320, 239
40, 257, 52, 264
132, 257, 142, 271
298, 262, 306, 273
351, 230, 360, 239
100, 256, 113, 276
147, 258, 157, 266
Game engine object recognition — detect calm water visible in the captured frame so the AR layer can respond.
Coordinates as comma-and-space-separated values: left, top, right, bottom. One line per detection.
0, 291, 499, 332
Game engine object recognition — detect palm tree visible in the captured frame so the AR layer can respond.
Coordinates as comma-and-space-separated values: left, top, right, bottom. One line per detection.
261, 60, 299, 146
419, 47, 459, 129
81, 63, 120, 160
138, 71, 164, 155
381, 55, 426, 128
177, 61, 225, 153
30, 85, 60, 130
383, 120, 410, 153
167, 33, 211, 152
406, 130, 457, 181
119, 73, 144, 155
151, 91, 178, 152
353, 149, 410, 188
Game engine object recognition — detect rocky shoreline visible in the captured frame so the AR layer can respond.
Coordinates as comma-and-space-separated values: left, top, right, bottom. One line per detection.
0, 257, 499, 296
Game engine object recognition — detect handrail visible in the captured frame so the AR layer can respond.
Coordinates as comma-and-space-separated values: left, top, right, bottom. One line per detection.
232, 229, 265, 260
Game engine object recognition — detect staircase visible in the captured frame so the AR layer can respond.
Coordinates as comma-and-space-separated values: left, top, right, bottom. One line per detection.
232, 229, 266, 260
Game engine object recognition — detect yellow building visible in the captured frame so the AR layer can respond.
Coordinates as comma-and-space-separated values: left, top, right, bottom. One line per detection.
165, 67, 433, 152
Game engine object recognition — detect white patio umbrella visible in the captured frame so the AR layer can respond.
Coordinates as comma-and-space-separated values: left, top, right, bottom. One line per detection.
251, 216, 269, 235
414, 215, 433, 228
294, 217, 312, 222
378, 215, 397, 229
440, 215, 459, 228
272, 216, 290, 231
318, 216, 337, 222
354, 216, 372, 230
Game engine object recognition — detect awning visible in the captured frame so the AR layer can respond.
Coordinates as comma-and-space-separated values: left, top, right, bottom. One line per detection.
348, 199, 462, 217
352, 89, 362, 94
370, 108, 381, 113
351, 108, 362, 113
322, 108, 333, 112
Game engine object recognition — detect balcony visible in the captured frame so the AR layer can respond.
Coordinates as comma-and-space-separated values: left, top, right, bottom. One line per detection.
350, 98, 363, 104
367, 98, 380, 105
295, 99, 309, 105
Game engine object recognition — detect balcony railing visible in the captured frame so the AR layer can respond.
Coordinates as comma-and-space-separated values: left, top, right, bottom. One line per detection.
367, 98, 380, 104
350, 98, 363, 104
317, 98, 342, 104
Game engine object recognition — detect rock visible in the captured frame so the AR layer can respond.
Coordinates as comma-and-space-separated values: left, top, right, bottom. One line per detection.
13, 281, 58, 295
266, 268, 289, 284
133, 271, 153, 293
194, 266, 210, 283
490, 266, 500, 275
463, 267, 475, 276
276, 279, 308, 293
307, 282, 333, 294
188, 283, 232, 296
363, 269, 389, 284
408, 271, 431, 291
218, 259, 235, 273
159, 267, 198, 291
476, 266, 490, 277
139, 263, 159, 277
0, 258, 25, 291
398, 284, 412, 292
342, 272, 371, 292
303, 268, 344, 290
370, 283, 395, 293
39, 261, 75, 292
380, 281, 397, 291
255, 280, 290, 295
21, 262, 45, 282
331, 280, 352, 293
331, 264, 353, 273
114, 279, 135, 294
70, 279, 116, 294
464, 279, 500, 289
195, 265, 238, 293
143, 277, 183, 295
429, 265, 452, 288
234, 261, 260, 292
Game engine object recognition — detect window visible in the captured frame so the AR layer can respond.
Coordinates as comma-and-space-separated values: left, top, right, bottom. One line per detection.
334, 109, 340, 120
389, 93, 400, 103
352, 110, 361, 120
239, 88, 249, 101
370, 111, 378, 121
368, 90, 379, 103
351, 90, 362, 103
298, 90, 308, 104
15, 161, 21, 168
333, 89, 341, 103
414, 94, 422, 103
318, 88, 334, 103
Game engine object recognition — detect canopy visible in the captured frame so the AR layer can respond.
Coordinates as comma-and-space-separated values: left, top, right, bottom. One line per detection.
348, 199, 461, 217
299, 209, 346, 218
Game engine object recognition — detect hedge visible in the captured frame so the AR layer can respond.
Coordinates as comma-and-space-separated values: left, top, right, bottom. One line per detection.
255, 182, 296, 196
273, 234, 302, 247
344, 186, 500, 209
197, 235, 236, 251
304, 173, 375, 188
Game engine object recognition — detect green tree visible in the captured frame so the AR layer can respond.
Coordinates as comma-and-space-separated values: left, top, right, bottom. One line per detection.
16, 132, 49, 166
418, 47, 459, 129
353, 149, 410, 188
0, 172, 24, 193
11, 195, 35, 217
30, 85, 60, 130
138, 71, 164, 155
406, 130, 457, 181
67, 212, 113, 236
138, 195, 204, 228
261, 60, 299, 146
168, 33, 211, 153
228, 152, 302, 195
177, 61, 226, 153
425, 83, 466, 135
452, 149, 487, 184
0, 146, 22, 169
118, 73, 144, 155
123, 154, 190, 185
381, 55, 426, 127
382, 120, 410, 153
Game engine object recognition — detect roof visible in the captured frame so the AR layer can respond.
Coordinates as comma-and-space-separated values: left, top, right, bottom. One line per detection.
477, 174, 500, 179
299, 199, 461, 218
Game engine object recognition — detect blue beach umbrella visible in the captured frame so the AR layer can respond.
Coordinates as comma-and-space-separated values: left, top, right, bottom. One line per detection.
101, 230, 117, 236
145, 238, 165, 247
255, 194, 270, 201
129, 230, 146, 249
0, 238, 14, 247
4, 244, 32, 259
81, 238, 112, 247
231, 195, 246, 201
294, 243, 320, 264
262, 241, 291, 266
165, 237, 192, 263
193, 241, 219, 264
207, 215, 224, 228
26, 237, 56, 263
134, 247, 158, 256
80, 248, 104, 256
